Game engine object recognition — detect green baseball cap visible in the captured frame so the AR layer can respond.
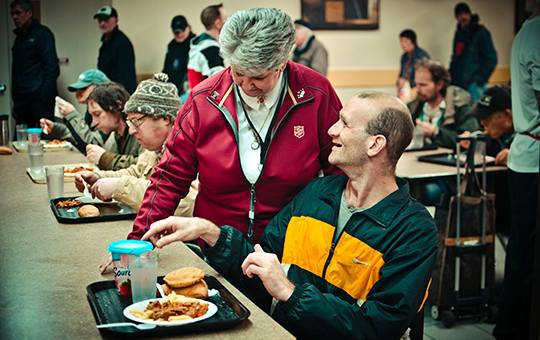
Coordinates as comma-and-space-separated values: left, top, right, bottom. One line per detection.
68, 69, 110, 92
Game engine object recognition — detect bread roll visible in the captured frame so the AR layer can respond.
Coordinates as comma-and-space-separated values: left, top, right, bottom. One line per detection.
78, 204, 100, 217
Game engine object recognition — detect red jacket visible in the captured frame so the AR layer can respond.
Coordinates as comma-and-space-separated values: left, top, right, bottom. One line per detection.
129, 61, 342, 242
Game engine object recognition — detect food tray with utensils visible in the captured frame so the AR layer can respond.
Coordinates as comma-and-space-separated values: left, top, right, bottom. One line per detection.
26, 163, 98, 184
417, 152, 495, 167
13, 139, 73, 152
87, 275, 250, 337
50, 196, 137, 223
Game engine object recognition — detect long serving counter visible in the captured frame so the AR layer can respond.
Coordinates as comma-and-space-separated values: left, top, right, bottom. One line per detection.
0, 148, 293, 339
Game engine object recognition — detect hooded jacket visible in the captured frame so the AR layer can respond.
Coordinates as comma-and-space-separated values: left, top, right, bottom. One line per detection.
449, 14, 498, 88
205, 175, 438, 339
186, 33, 224, 89
128, 61, 342, 241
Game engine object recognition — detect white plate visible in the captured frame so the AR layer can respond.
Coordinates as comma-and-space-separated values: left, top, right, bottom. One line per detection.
123, 298, 217, 327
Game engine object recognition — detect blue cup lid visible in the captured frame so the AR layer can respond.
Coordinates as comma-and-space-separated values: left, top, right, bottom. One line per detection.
108, 240, 154, 255
27, 128, 42, 134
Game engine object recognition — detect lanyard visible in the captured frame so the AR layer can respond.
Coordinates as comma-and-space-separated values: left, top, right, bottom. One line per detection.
235, 77, 287, 164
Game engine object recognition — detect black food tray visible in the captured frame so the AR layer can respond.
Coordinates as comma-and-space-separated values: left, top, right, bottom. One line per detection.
404, 143, 438, 152
50, 196, 137, 223
417, 152, 495, 167
87, 275, 250, 337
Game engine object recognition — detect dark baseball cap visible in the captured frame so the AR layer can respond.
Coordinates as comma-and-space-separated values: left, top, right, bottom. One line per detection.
68, 69, 110, 92
471, 85, 511, 120
94, 6, 118, 19
171, 15, 188, 33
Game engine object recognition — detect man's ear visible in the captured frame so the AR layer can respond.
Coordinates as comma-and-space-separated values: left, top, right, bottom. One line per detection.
366, 135, 387, 157
435, 80, 445, 95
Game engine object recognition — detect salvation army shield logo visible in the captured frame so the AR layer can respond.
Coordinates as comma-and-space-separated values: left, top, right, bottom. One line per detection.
293, 125, 305, 139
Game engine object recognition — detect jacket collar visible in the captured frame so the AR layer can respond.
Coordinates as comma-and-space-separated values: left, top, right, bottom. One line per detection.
320, 174, 411, 228
205, 61, 315, 126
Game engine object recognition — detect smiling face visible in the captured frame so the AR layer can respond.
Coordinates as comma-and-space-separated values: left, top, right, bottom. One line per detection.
88, 99, 121, 133
232, 65, 283, 98
327, 97, 374, 169
173, 26, 191, 43
126, 112, 172, 151
11, 5, 32, 29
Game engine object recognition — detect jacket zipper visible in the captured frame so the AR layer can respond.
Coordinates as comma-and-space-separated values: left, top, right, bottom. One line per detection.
321, 207, 342, 278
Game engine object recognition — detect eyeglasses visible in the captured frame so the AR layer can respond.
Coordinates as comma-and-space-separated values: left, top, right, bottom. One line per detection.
126, 115, 148, 129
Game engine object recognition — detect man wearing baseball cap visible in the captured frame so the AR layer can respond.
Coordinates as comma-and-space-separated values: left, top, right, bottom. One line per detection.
40, 69, 111, 151
470, 85, 514, 165
163, 15, 195, 95
94, 5, 137, 94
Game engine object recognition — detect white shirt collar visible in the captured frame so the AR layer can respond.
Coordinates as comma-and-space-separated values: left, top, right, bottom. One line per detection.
237, 71, 285, 111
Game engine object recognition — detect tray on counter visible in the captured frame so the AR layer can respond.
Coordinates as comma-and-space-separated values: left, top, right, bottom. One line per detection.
404, 143, 438, 152
417, 152, 495, 167
13, 140, 73, 152
26, 163, 98, 184
87, 275, 250, 337
50, 196, 137, 223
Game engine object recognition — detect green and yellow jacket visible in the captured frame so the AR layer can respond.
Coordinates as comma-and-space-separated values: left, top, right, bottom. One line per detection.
205, 174, 438, 339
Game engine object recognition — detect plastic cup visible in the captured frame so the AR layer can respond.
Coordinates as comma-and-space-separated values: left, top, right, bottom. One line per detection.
129, 251, 158, 303
28, 142, 44, 175
27, 128, 42, 144
412, 126, 424, 149
16, 124, 28, 147
46, 166, 64, 199
108, 240, 154, 298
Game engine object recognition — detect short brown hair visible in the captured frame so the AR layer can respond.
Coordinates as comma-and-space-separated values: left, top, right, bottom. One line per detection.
415, 59, 451, 97
357, 92, 414, 167
87, 82, 130, 116
201, 3, 223, 30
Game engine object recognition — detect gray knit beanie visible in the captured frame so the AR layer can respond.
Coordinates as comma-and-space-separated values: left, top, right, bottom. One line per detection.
124, 73, 181, 120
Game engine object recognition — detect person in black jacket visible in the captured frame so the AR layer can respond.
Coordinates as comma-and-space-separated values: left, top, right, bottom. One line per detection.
449, 2, 497, 103
10, 0, 59, 128
162, 15, 195, 96
94, 6, 137, 94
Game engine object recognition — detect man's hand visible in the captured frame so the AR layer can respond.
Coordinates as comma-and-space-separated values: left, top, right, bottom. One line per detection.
90, 178, 119, 201
141, 216, 221, 248
57, 99, 75, 116
241, 244, 295, 302
415, 119, 438, 138
495, 148, 509, 166
99, 253, 112, 274
39, 118, 54, 135
74, 171, 99, 192
86, 144, 106, 164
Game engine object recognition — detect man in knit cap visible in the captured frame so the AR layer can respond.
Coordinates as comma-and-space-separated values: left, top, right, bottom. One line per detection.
75, 74, 198, 266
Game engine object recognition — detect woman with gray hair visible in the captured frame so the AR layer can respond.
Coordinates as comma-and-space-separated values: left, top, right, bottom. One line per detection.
126, 8, 342, 246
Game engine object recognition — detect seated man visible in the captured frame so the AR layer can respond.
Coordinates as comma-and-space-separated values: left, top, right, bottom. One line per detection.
409, 59, 479, 149
142, 92, 439, 339
75, 73, 197, 217
40, 69, 110, 152
467, 85, 514, 165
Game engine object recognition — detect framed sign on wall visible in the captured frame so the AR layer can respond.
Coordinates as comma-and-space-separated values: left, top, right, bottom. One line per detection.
300, 0, 380, 30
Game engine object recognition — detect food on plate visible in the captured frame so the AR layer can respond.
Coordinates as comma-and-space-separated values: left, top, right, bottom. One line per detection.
64, 166, 94, 174
45, 139, 65, 145
130, 292, 209, 321
55, 199, 83, 208
162, 280, 208, 299
162, 267, 208, 298
78, 204, 100, 217
164, 267, 205, 288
